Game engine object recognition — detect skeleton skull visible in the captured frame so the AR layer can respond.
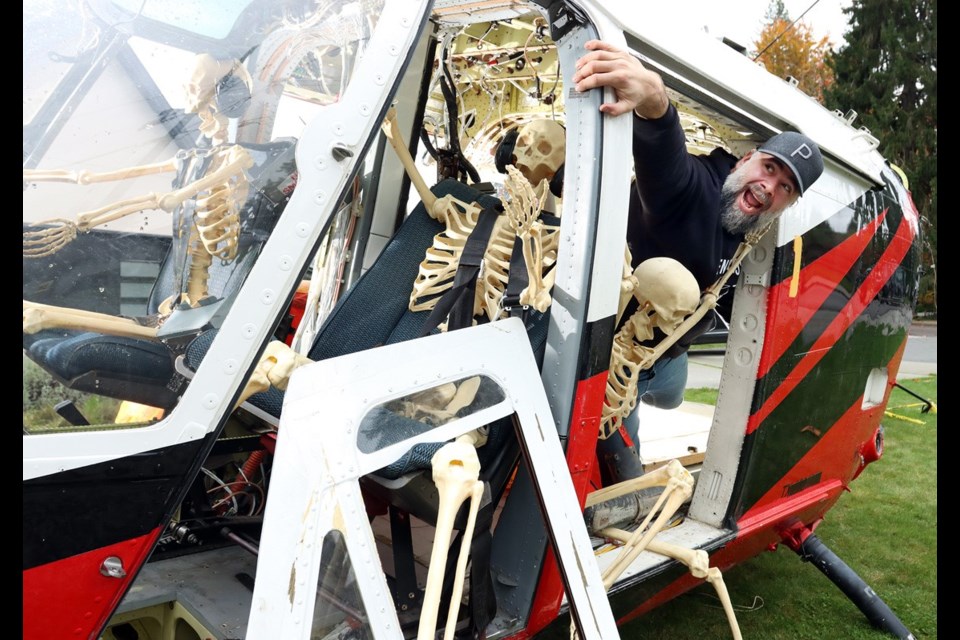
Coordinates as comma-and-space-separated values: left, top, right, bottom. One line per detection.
512, 119, 565, 186
630, 257, 700, 341
183, 54, 253, 145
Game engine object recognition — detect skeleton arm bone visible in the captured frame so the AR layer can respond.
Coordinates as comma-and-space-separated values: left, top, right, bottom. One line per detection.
382, 107, 482, 222
23, 159, 179, 186
636, 228, 768, 370
617, 247, 638, 326
24, 146, 253, 257
503, 167, 556, 312
23, 300, 159, 340
382, 107, 435, 208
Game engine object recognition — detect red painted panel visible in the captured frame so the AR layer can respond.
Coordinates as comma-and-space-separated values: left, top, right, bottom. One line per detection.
23, 528, 161, 640
758, 212, 886, 379
749, 217, 915, 434
521, 371, 606, 638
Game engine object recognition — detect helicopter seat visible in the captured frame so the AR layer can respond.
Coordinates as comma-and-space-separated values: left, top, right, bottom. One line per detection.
187, 177, 551, 632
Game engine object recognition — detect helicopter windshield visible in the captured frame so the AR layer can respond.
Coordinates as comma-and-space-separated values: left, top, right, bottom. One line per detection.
23, 0, 385, 432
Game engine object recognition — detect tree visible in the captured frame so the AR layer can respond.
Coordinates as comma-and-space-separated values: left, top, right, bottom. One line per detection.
825, 0, 937, 312
753, 15, 835, 103
764, 0, 789, 23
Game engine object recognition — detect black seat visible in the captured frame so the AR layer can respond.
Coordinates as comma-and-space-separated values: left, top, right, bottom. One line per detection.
24, 140, 297, 409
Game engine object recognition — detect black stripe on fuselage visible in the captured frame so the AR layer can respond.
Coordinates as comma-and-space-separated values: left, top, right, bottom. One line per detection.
23, 437, 209, 570
729, 180, 919, 519
577, 314, 616, 381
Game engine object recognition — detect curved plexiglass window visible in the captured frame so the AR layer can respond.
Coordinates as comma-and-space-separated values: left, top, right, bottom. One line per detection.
23, 0, 384, 432
356, 375, 508, 455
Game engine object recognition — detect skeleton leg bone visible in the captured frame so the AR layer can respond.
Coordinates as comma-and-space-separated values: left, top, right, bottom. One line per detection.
418, 441, 485, 640
600, 529, 742, 640
593, 459, 695, 589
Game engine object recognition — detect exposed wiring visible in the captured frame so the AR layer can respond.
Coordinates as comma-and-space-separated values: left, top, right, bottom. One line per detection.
202, 467, 240, 515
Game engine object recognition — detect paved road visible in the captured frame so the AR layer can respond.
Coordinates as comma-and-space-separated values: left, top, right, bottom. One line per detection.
686, 321, 936, 389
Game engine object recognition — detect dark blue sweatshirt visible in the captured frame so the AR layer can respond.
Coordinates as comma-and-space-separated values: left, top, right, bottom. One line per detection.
627, 104, 742, 289
623, 104, 743, 354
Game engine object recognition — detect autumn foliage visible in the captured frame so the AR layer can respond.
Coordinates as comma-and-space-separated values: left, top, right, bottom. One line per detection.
754, 18, 835, 103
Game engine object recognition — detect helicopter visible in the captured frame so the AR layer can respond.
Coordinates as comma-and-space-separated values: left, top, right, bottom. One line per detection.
23, 1, 922, 639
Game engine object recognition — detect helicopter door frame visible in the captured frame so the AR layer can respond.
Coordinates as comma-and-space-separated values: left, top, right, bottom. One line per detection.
246, 318, 620, 639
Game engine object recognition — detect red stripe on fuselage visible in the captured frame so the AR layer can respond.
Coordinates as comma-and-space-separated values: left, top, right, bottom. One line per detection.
747, 216, 915, 434
758, 212, 886, 379
23, 527, 161, 640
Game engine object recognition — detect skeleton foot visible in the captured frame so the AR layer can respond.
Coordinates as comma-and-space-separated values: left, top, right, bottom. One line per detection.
599, 531, 742, 640
236, 340, 314, 408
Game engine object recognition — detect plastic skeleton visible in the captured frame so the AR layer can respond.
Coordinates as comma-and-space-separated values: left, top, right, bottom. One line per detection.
235, 112, 567, 397
22, 54, 254, 339
235, 113, 565, 635
599, 220, 775, 439
573, 223, 775, 639
383, 108, 561, 322
599, 256, 701, 438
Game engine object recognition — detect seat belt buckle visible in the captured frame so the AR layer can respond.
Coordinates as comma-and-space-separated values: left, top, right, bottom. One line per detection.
500, 293, 528, 318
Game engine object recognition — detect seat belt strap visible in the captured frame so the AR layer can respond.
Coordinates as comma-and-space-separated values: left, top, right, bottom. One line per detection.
501, 236, 529, 319
419, 203, 502, 336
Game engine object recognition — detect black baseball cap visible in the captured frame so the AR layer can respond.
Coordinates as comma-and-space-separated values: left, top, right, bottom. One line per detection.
758, 131, 824, 195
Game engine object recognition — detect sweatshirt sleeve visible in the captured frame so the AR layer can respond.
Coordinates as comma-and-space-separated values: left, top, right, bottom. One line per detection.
631, 103, 705, 221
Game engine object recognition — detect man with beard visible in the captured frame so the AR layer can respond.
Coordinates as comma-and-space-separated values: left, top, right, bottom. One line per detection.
573, 40, 824, 484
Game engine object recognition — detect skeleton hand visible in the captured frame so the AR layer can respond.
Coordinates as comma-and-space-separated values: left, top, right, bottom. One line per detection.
23, 220, 79, 259
504, 165, 555, 312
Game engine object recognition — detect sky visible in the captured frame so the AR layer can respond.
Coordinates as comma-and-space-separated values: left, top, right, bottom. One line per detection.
678, 0, 855, 52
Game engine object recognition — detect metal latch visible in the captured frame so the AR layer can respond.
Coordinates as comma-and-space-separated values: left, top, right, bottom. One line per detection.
100, 556, 127, 579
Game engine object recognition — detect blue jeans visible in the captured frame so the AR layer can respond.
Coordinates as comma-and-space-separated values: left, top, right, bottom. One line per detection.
597, 352, 688, 483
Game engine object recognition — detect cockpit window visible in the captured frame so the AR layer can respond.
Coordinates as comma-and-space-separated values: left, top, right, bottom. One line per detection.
23, 0, 386, 433
110, 0, 257, 40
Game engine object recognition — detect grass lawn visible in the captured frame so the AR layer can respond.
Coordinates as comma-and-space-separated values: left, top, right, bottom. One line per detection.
618, 375, 937, 639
